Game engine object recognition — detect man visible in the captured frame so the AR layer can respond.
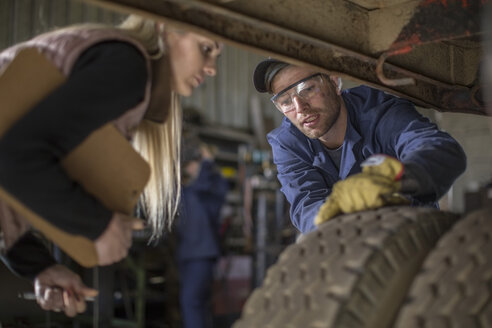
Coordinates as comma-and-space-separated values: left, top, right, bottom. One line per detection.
253, 59, 467, 234
177, 131, 228, 328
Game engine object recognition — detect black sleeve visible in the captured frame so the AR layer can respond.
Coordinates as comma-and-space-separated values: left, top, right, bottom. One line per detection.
1, 232, 57, 281
0, 41, 148, 240
401, 163, 434, 197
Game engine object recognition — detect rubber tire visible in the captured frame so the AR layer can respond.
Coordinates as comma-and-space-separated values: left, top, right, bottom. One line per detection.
394, 207, 492, 328
232, 206, 459, 328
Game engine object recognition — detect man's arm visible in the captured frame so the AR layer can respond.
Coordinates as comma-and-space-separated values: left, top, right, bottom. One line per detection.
376, 98, 466, 203
269, 137, 330, 234
186, 160, 229, 229
188, 160, 228, 200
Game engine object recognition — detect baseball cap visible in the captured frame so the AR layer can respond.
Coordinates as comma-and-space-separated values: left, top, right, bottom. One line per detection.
253, 58, 290, 93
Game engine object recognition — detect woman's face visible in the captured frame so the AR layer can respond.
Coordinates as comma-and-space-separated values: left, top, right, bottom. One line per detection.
166, 31, 222, 96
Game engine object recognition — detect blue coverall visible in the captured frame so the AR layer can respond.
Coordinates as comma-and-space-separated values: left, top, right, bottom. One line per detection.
177, 160, 228, 328
268, 86, 467, 234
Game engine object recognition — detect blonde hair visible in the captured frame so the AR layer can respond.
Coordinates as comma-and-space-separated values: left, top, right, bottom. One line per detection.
132, 97, 181, 240
119, 15, 182, 241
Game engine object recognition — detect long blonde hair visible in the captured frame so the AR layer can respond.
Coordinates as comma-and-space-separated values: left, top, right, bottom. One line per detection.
119, 15, 181, 241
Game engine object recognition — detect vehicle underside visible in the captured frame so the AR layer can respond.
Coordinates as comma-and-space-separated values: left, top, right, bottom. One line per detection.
85, 0, 487, 115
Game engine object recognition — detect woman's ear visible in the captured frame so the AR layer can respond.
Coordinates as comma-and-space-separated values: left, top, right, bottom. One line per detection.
329, 76, 343, 95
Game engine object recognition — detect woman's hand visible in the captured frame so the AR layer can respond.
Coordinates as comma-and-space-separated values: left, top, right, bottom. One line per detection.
94, 213, 144, 266
34, 264, 98, 317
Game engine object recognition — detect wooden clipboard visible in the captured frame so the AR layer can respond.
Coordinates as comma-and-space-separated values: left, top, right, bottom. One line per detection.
0, 48, 150, 267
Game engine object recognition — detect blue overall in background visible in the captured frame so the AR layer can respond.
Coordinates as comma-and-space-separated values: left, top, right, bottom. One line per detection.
177, 160, 228, 328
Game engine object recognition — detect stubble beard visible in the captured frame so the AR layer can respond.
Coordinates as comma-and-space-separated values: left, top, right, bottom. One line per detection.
298, 97, 342, 140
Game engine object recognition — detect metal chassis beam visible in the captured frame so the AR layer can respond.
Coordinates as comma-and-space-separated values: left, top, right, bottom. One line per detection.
83, 0, 486, 115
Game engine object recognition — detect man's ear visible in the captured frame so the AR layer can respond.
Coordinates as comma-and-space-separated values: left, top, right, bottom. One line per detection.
329, 76, 343, 95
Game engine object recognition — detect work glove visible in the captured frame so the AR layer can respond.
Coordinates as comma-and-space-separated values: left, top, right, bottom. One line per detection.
314, 155, 409, 226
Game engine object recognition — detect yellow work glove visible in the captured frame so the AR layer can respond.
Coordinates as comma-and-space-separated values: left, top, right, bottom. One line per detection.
314, 155, 409, 226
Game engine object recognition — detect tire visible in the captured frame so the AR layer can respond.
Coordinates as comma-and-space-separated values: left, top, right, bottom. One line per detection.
233, 206, 459, 328
394, 207, 492, 328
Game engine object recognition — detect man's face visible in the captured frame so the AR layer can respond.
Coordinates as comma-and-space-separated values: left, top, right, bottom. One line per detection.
271, 66, 341, 139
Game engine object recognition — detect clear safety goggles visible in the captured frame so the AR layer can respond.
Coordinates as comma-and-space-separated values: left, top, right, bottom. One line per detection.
271, 73, 325, 113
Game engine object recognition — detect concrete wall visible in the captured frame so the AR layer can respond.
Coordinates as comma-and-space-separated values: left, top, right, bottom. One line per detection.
435, 112, 492, 213
181, 45, 284, 131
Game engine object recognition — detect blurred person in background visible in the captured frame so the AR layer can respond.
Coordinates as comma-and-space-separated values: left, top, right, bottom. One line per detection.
177, 127, 228, 328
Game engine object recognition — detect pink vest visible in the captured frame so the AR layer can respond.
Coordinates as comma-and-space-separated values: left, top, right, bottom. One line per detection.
0, 26, 152, 140
0, 28, 154, 254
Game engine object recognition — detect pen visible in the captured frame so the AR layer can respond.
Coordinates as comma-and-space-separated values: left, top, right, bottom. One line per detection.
18, 291, 95, 302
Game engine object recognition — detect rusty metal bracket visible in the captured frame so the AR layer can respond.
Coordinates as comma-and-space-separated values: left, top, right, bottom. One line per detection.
376, 46, 416, 86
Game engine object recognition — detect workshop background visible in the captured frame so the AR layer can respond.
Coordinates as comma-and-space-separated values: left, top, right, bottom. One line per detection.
0, 0, 491, 327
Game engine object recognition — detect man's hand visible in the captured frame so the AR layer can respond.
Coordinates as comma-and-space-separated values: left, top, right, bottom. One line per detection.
34, 264, 98, 317
315, 155, 408, 225
94, 213, 144, 266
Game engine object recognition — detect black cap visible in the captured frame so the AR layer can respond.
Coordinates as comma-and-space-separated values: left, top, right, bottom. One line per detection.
253, 59, 290, 93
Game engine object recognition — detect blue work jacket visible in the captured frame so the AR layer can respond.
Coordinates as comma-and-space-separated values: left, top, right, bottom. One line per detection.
268, 86, 466, 234
177, 160, 229, 261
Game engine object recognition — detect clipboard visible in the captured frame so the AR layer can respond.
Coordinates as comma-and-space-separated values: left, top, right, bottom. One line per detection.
0, 48, 150, 267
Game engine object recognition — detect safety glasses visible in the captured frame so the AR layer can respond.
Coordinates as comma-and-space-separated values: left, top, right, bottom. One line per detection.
271, 73, 324, 113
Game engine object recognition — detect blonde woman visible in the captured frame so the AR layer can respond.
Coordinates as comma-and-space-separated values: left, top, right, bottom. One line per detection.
0, 15, 221, 316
